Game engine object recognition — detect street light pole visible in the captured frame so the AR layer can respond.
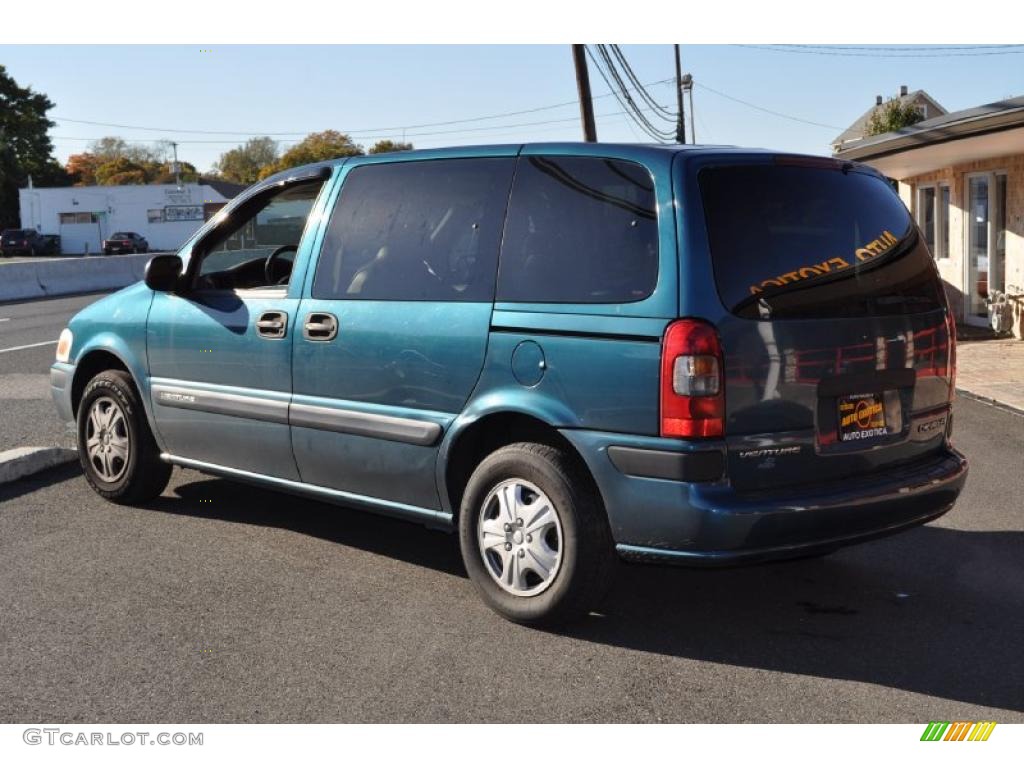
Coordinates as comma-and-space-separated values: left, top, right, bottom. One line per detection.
571, 45, 597, 142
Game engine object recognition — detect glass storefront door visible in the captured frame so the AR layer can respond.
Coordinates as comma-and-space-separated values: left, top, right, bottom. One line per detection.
965, 172, 1007, 326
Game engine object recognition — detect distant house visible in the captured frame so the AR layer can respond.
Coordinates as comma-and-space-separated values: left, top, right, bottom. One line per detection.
834, 95, 1024, 334
18, 178, 245, 255
831, 86, 947, 154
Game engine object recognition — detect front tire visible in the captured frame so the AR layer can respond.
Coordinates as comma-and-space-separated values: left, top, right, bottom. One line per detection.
458, 442, 615, 626
77, 369, 172, 504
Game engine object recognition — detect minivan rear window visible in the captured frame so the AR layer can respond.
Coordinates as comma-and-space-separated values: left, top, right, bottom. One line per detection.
700, 164, 945, 319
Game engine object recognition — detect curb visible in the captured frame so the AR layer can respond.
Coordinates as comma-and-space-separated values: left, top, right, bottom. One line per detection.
956, 388, 1024, 418
0, 447, 77, 486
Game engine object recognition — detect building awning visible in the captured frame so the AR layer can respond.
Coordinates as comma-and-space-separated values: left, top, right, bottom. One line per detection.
834, 96, 1024, 179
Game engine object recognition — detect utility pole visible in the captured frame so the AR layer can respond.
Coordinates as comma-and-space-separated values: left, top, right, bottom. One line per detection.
571, 45, 597, 142
170, 141, 181, 187
674, 45, 686, 144
684, 75, 696, 143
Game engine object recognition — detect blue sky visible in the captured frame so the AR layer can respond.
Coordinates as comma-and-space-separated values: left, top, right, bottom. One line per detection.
2, 44, 1022, 173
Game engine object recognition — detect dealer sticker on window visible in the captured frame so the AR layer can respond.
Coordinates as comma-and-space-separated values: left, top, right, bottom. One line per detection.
838, 393, 888, 442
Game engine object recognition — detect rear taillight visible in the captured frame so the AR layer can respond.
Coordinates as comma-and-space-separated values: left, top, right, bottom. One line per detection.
660, 319, 725, 438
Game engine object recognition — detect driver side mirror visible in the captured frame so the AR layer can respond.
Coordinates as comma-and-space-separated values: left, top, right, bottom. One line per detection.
144, 254, 183, 292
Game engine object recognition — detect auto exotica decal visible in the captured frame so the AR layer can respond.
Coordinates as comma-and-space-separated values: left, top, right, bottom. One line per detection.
748, 230, 900, 296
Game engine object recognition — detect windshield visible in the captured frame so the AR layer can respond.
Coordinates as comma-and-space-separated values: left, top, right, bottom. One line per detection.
700, 163, 945, 319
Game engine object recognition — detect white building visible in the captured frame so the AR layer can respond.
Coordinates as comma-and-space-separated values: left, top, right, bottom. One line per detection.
18, 179, 244, 255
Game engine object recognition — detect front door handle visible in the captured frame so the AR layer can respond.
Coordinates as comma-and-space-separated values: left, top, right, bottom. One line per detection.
256, 310, 288, 339
303, 312, 338, 341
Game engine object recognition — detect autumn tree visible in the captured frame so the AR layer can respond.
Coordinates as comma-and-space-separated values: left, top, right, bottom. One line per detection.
66, 152, 102, 185
865, 97, 925, 136
0, 65, 69, 227
64, 136, 199, 185
368, 140, 414, 154
259, 130, 364, 178
213, 137, 279, 184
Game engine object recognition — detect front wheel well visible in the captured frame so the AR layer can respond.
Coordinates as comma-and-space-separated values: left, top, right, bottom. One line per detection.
444, 412, 601, 521
71, 350, 131, 417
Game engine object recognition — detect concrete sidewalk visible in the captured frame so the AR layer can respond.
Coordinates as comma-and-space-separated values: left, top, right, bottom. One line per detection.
957, 338, 1024, 414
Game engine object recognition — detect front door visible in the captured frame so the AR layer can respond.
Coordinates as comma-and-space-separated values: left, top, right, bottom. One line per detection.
291, 154, 517, 511
147, 176, 329, 479
965, 172, 1008, 326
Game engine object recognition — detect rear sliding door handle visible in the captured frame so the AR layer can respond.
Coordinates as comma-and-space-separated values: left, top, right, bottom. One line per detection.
303, 312, 338, 341
256, 310, 288, 339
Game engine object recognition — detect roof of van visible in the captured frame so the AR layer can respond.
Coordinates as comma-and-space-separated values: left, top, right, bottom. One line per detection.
260, 143, 831, 186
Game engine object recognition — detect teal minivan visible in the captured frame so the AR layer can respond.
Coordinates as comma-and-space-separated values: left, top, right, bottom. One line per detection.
51, 143, 968, 625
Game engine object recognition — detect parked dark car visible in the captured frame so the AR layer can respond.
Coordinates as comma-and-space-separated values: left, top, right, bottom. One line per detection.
102, 232, 149, 255
50, 144, 967, 626
1, 228, 60, 257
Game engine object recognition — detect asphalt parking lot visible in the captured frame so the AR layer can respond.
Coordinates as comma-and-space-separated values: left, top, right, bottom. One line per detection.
1, 293, 1022, 723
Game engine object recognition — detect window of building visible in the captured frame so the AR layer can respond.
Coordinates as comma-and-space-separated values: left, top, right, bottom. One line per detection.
916, 185, 936, 255
58, 212, 98, 225
312, 158, 516, 302
937, 184, 951, 260
496, 156, 659, 304
915, 183, 951, 260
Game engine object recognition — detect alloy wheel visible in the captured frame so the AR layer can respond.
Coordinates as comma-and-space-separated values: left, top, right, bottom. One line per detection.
85, 397, 130, 483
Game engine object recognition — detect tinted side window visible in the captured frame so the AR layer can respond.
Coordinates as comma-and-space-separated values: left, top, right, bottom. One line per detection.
497, 156, 659, 304
699, 164, 945, 319
312, 158, 516, 302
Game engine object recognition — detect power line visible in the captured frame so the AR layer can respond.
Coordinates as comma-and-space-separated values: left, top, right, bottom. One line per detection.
48, 100, 680, 148
587, 45, 675, 142
609, 45, 677, 121
762, 44, 1024, 52
735, 44, 1024, 58
50, 76, 677, 139
694, 82, 843, 130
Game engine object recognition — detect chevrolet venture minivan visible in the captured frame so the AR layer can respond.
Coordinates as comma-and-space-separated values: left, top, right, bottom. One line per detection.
51, 144, 968, 625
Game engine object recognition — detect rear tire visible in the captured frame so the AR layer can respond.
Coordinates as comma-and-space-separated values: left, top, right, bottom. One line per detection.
458, 442, 616, 627
77, 369, 172, 504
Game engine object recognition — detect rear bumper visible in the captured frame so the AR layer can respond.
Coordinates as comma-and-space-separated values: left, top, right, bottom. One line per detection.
560, 428, 968, 566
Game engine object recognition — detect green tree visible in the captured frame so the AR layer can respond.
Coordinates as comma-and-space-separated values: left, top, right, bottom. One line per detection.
212, 137, 280, 184
94, 157, 149, 186
368, 139, 414, 155
260, 130, 364, 178
0, 65, 69, 227
150, 161, 200, 184
865, 98, 925, 136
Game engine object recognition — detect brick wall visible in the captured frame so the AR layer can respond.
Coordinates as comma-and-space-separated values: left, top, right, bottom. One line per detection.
903, 154, 1024, 326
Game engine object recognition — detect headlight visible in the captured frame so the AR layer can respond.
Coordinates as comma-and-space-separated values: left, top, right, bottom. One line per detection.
55, 328, 73, 363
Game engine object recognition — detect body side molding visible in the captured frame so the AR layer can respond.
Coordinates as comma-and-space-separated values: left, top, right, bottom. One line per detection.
161, 453, 453, 528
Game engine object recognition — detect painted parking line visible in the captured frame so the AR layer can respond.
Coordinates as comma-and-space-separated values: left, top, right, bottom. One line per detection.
0, 318, 10, 322
0, 339, 58, 354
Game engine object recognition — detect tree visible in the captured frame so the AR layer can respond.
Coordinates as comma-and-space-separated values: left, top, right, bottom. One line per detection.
259, 130, 364, 178
150, 161, 199, 184
66, 152, 102, 185
865, 97, 925, 136
94, 157, 149, 186
65, 136, 199, 185
0, 65, 69, 227
212, 137, 280, 184
368, 139, 414, 155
